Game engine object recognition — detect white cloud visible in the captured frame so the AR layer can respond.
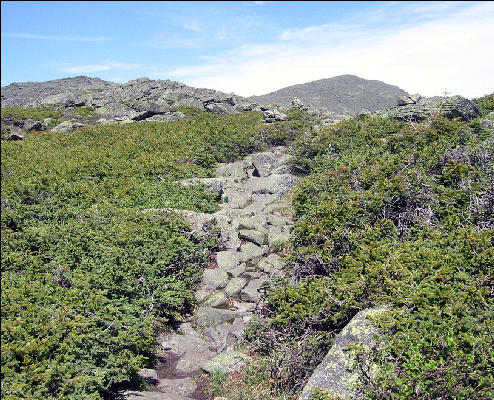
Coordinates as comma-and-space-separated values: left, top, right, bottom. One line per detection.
3, 33, 107, 41
167, 2, 494, 98
183, 21, 202, 32
58, 62, 142, 74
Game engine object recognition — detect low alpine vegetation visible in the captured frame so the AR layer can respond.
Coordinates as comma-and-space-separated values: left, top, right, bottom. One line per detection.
243, 100, 493, 399
1, 108, 310, 399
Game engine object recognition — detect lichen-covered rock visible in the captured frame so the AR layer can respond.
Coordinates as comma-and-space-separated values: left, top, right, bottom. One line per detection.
224, 277, 248, 297
239, 229, 266, 246
203, 291, 229, 308
298, 306, 388, 400
202, 268, 229, 290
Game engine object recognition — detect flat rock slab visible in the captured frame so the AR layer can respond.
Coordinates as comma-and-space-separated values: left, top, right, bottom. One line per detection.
201, 350, 252, 374
195, 307, 237, 327
216, 251, 240, 273
157, 377, 197, 397
239, 242, 267, 262
243, 174, 297, 196
224, 277, 247, 297
123, 391, 192, 400
202, 268, 229, 290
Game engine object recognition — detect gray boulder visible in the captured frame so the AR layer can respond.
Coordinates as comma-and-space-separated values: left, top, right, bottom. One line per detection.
202, 268, 229, 290
50, 120, 84, 132
244, 174, 298, 197
298, 306, 388, 400
22, 118, 43, 131
381, 95, 480, 122
262, 108, 288, 123
251, 151, 289, 177
195, 307, 237, 327
224, 277, 248, 297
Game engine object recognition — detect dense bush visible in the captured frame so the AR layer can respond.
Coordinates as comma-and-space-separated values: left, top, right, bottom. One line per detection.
1, 109, 312, 399
246, 106, 493, 398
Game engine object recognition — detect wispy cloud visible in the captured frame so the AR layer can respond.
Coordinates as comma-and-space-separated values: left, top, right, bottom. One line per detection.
3, 33, 108, 42
183, 21, 202, 32
58, 62, 142, 74
166, 2, 494, 98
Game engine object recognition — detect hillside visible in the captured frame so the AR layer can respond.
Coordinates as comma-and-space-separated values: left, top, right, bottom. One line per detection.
1, 76, 493, 400
250, 74, 408, 114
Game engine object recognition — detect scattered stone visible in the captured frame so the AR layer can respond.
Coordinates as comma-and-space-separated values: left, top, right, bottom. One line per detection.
22, 118, 42, 131
381, 95, 480, 122
244, 174, 298, 197
223, 189, 251, 209
240, 277, 269, 303
205, 320, 243, 352
201, 350, 252, 374
258, 253, 284, 273
251, 151, 288, 177
180, 177, 224, 198
216, 161, 248, 181
292, 97, 309, 111
216, 251, 242, 275
195, 289, 212, 304
268, 231, 290, 249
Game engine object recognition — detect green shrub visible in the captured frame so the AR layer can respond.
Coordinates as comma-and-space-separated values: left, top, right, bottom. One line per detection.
3, 109, 304, 398
245, 113, 494, 398
1, 106, 64, 124
474, 93, 494, 116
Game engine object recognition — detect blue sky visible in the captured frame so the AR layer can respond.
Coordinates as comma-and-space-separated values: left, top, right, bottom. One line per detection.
2, 1, 493, 98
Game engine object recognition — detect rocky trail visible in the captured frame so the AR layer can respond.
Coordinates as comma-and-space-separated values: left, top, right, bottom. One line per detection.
124, 146, 298, 400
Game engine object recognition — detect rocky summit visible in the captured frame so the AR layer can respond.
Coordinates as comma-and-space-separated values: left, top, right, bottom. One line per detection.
249, 74, 409, 115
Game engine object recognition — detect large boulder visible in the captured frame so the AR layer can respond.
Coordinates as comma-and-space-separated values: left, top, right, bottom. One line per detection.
381, 95, 480, 122
298, 306, 388, 400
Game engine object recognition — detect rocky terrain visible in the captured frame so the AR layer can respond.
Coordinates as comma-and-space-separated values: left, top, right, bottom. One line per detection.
250, 74, 408, 115
125, 147, 297, 399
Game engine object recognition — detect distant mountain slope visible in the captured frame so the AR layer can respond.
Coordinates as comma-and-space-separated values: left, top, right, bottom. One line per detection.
250, 74, 408, 115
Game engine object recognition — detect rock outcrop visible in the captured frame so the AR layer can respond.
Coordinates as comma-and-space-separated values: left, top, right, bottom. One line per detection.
298, 306, 389, 400
1, 76, 261, 132
379, 95, 480, 122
